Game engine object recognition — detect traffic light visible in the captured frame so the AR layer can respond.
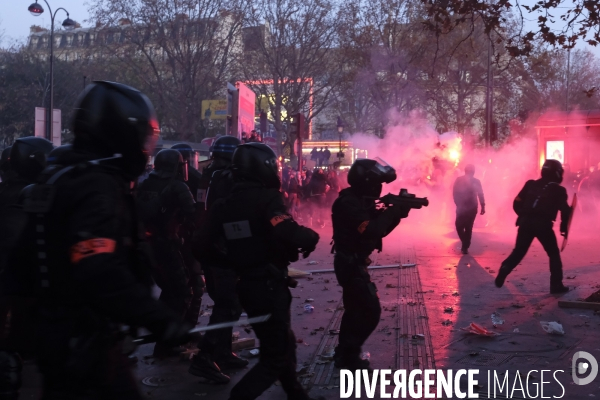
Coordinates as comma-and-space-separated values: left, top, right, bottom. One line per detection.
291, 113, 307, 139
260, 111, 267, 134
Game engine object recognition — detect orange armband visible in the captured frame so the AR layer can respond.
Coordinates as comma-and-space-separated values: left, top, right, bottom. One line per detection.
270, 214, 292, 226
357, 221, 369, 233
71, 238, 117, 264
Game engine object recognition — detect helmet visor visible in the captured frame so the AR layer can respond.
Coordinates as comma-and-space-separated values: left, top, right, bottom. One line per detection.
180, 161, 189, 182
143, 118, 160, 161
372, 157, 397, 183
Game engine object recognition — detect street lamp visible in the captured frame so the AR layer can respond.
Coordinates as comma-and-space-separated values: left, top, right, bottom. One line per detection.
28, 1, 77, 141
337, 116, 344, 162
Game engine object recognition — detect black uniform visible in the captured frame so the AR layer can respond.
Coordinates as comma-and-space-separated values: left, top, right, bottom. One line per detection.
196, 167, 244, 360
0, 174, 35, 356
15, 152, 185, 399
0, 138, 53, 397
178, 166, 205, 326
137, 172, 195, 324
331, 187, 403, 367
452, 174, 485, 252
202, 181, 318, 400
498, 178, 570, 289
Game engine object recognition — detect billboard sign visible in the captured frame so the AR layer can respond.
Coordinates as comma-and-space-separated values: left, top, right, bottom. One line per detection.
236, 82, 256, 137
201, 100, 228, 120
35, 107, 61, 146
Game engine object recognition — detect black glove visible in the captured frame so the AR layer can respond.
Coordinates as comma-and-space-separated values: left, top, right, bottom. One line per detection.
300, 229, 319, 258
161, 321, 197, 347
560, 221, 568, 237
392, 204, 411, 219
301, 246, 316, 259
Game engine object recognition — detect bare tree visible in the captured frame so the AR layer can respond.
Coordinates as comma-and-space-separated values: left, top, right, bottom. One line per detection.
525, 48, 600, 111
333, 0, 432, 134
420, 0, 600, 56
240, 0, 343, 156
89, 0, 248, 141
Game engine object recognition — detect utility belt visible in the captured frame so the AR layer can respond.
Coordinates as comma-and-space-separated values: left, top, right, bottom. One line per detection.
334, 250, 372, 267
516, 214, 554, 227
334, 251, 373, 285
238, 264, 297, 288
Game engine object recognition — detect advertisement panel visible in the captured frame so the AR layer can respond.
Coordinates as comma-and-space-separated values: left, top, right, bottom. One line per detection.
201, 100, 228, 120
236, 82, 256, 136
546, 140, 565, 164
35, 107, 62, 146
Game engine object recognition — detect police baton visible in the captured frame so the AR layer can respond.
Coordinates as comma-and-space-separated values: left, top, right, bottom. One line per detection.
131, 314, 272, 345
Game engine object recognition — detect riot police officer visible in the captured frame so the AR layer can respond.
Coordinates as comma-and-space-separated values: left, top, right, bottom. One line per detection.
138, 148, 195, 357
46, 144, 73, 166
171, 143, 206, 327
189, 135, 243, 384
495, 159, 571, 294
331, 158, 410, 370
0, 138, 53, 399
14, 81, 193, 398
198, 143, 320, 400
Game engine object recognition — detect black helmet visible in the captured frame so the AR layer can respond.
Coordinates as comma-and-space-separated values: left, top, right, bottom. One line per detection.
154, 149, 188, 181
231, 143, 280, 189
71, 81, 159, 179
0, 146, 11, 173
171, 143, 194, 163
541, 159, 564, 183
10, 137, 54, 182
211, 136, 241, 161
348, 157, 396, 198
47, 144, 73, 165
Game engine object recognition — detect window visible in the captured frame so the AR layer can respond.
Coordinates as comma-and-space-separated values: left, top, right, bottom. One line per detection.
546, 141, 565, 165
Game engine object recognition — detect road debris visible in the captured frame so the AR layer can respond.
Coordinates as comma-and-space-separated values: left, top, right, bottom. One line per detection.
461, 322, 499, 336
540, 321, 565, 335
491, 312, 505, 326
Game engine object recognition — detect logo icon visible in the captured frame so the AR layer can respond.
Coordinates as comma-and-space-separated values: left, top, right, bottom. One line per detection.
572, 351, 598, 385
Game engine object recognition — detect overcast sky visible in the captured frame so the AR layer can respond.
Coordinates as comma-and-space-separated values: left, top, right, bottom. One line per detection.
1, 0, 599, 57
1, 1, 91, 44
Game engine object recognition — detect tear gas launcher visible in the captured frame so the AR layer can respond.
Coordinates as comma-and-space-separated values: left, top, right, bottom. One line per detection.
378, 188, 429, 210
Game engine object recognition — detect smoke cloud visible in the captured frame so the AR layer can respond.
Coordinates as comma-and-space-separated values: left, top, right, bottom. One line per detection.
348, 110, 541, 247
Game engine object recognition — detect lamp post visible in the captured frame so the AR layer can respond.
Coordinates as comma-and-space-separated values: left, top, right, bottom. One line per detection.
28, 1, 76, 141
337, 116, 344, 162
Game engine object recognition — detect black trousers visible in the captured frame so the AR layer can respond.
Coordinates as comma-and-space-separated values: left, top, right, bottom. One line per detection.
333, 254, 381, 361
455, 208, 477, 250
151, 239, 191, 320
502, 220, 563, 285
180, 239, 205, 326
199, 265, 242, 357
229, 277, 308, 400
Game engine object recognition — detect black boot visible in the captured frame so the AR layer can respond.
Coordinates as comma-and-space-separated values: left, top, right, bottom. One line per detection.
213, 352, 249, 370
550, 283, 569, 294
333, 345, 372, 371
189, 353, 231, 384
495, 264, 512, 288
153, 342, 185, 359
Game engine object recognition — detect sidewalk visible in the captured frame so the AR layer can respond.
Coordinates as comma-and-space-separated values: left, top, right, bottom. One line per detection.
18, 216, 600, 399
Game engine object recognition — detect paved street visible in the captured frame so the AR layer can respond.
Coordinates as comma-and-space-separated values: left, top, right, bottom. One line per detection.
18, 214, 600, 399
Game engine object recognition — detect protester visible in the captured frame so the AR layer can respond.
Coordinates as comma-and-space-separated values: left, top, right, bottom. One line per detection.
452, 164, 485, 254
495, 159, 571, 294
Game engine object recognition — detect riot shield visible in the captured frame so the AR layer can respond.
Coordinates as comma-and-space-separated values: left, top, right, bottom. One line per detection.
561, 193, 578, 252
